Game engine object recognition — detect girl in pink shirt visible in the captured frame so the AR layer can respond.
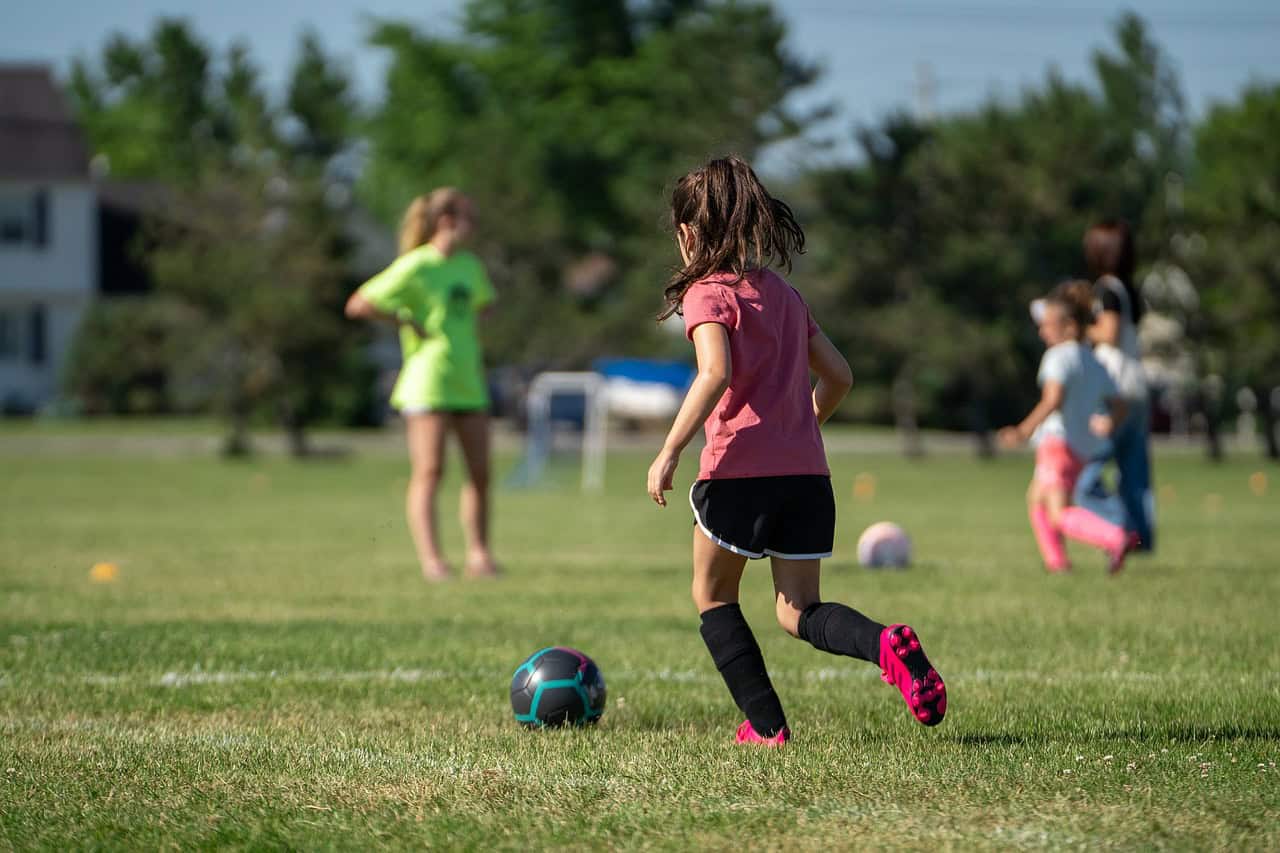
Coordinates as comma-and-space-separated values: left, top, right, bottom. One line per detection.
646, 156, 946, 745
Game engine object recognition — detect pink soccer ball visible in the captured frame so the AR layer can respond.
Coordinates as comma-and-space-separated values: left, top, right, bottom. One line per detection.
857, 521, 912, 568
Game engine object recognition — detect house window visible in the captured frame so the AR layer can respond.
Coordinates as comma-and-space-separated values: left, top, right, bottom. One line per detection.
29, 304, 47, 365
0, 190, 49, 246
0, 310, 18, 360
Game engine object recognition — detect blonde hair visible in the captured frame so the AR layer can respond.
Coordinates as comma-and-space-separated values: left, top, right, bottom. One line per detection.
398, 188, 467, 255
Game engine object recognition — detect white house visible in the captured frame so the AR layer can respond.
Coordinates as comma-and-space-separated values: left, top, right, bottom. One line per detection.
0, 66, 96, 414
0, 65, 398, 418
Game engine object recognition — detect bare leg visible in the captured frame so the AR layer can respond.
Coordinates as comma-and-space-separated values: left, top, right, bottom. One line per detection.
453, 411, 497, 577
692, 526, 748, 612
769, 556, 822, 637
405, 413, 451, 581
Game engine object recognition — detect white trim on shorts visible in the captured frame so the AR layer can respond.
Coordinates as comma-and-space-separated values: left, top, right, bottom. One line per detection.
763, 547, 834, 560
688, 484, 765, 559
687, 484, 833, 561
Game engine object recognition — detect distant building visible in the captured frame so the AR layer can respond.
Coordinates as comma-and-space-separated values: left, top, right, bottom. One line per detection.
0, 64, 397, 417
0, 65, 97, 413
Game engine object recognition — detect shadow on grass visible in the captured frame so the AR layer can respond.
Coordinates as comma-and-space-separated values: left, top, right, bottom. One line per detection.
1136, 722, 1280, 743
949, 723, 1280, 746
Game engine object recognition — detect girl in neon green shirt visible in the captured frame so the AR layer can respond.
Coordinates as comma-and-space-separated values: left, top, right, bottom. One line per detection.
345, 189, 499, 581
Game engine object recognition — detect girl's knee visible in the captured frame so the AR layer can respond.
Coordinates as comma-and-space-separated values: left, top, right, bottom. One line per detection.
410, 466, 444, 489
692, 580, 738, 614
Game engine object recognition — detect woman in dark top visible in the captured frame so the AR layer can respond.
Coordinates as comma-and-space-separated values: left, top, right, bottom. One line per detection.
1077, 220, 1156, 552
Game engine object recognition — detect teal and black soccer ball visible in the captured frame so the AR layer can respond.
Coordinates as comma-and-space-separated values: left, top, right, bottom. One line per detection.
510, 647, 606, 728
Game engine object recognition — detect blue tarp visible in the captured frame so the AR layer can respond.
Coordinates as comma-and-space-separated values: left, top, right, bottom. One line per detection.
592, 358, 695, 389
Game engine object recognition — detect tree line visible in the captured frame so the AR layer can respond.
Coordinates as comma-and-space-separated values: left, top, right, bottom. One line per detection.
60, 1, 1279, 458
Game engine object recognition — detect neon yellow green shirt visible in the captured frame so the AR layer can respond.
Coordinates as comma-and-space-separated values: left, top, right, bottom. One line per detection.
357, 244, 495, 411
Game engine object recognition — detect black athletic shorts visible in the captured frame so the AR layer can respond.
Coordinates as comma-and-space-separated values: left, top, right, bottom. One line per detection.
689, 475, 835, 560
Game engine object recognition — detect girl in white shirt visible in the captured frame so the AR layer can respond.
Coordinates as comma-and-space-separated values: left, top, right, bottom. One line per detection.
1000, 281, 1140, 574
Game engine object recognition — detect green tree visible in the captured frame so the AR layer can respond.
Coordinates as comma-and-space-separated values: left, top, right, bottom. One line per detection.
1186, 83, 1280, 460
286, 30, 358, 167
67, 21, 370, 453
146, 168, 348, 455
62, 297, 204, 415
362, 0, 821, 369
69, 21, 237, 179
803, 13, 1187, 450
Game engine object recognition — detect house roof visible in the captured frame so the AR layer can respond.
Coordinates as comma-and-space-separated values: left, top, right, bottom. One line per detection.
0, 65, 90, 180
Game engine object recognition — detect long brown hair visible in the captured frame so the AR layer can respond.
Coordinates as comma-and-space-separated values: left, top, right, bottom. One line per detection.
1083, 219, 1142, 322
658, 156, 805, 321
1047, 280, 1096, 337
398, 188, 466, 255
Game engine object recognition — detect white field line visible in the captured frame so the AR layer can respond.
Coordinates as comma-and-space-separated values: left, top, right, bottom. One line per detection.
0, 666, 1277, 689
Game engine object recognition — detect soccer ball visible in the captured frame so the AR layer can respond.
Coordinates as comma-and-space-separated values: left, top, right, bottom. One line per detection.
857, 521, 912, 568
510, 646, 606, 728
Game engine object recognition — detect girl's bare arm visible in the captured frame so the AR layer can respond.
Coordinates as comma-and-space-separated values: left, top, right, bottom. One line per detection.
647, 322, 731, 506
808, 329, 853, 425
999, 381, 1064, 446
344, 292, 426, 337
1089, 310, 1121, 347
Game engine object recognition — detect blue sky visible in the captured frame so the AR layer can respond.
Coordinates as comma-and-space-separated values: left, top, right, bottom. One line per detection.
3, 1, 1277, 173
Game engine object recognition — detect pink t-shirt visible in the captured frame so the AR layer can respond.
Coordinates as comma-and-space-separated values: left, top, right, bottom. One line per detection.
682, 269, 829, 480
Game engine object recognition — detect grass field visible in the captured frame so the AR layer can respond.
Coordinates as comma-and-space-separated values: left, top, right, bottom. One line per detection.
2, 426, 1278, 850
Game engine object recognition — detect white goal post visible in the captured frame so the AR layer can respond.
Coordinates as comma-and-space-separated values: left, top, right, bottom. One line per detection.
522, 371, 609, 493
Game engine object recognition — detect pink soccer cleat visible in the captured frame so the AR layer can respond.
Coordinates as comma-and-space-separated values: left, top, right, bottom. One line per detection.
735, 719, 791, 746
1107, 532, 1142, 576
879, 624, 946, 727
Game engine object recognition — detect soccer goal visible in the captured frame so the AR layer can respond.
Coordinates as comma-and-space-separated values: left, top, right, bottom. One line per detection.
518, 371, 609, 493
513, 362, 694, 493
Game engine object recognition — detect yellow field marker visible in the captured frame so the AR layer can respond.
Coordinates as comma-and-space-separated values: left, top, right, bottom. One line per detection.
89, 562, 119, 583
853, 472, 877, 502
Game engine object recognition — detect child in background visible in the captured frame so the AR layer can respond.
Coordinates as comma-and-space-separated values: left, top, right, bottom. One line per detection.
345, 189, 499, 582
999, 281, 1139, 574
646, 156, 946, 745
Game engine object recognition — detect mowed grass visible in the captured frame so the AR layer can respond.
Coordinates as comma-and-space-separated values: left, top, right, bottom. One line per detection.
1, 428, 1278, 850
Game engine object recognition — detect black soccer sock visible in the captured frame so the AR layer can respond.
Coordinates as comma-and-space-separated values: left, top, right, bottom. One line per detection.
797, 602, 885, 664
699, 604, 788, 738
